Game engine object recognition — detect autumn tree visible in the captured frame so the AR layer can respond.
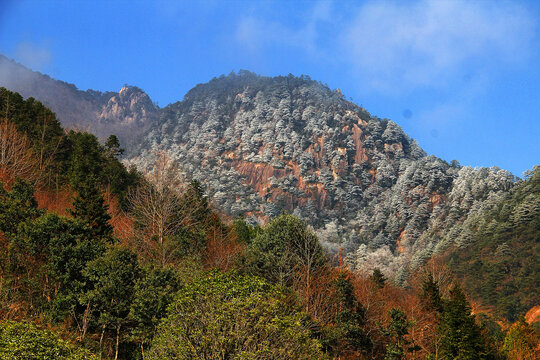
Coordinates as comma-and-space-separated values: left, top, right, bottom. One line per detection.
127, 152, 204, 265
0, 118, 39, 184
502, 317, 539, 360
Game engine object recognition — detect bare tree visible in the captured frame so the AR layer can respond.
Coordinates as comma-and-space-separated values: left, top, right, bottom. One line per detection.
127, 152, 204, 265
0, 119, 39, 184
291, 227, 326, 313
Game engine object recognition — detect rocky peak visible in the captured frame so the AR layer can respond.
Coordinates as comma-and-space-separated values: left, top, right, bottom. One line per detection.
98, 85, 157, 126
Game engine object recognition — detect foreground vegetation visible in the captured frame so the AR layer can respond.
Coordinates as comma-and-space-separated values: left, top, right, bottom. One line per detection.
0, 87, 538, 359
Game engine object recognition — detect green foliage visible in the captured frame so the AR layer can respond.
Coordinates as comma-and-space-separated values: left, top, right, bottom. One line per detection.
82, 247, 141, 358
13, 213, 106, 318
380, 308, 418, 360
1, 87, 139, 201
246, 214, 326, 286
370, 268, 387, 288
149, 271, 328, 360
439, 284, 488, 360
68, 131, 139, 207
66, 131, 104, 191
82, 247, 141, 331
447, 166, 540, 321
420, 273, 443, 313
69, 177, 113, 240
0, 320, 97, 359
324, 273, 370, 355
0, 87, 66, 185
233, 217, 260, 244
104, 134, 124, 158
0, 180, 42, 235
129, 265, 181, 352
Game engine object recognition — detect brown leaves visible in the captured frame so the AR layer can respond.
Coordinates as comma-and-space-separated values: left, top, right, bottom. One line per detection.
0, 119, 39, 185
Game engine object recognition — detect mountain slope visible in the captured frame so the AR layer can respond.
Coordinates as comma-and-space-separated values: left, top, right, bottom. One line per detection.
128, 71, 517, 282
0, 55, 157, 147
0, 60, 525, 283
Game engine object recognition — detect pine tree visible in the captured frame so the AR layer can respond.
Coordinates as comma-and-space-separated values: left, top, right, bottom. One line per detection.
70, 177, 112, 240
439, 284, 488, 360
381, 308, 418, 360
331, 273, 371, 354
371, 268, 387, 288
420, 273, 443, 313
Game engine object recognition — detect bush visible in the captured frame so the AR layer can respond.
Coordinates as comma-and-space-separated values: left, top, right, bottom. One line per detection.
0, 320, 97, 359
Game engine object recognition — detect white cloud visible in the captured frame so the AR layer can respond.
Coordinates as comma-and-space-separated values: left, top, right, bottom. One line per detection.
14, 41, 52, 71
342, 0, 536, 92
234, 0, 536, 93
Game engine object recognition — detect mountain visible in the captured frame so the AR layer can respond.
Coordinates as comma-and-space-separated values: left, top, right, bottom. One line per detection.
0, 54, 157, 147
128, 72, 517, 278
1, 60, 536, 320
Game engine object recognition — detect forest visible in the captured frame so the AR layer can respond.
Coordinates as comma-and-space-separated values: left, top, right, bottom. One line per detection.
0, 86, 538, 359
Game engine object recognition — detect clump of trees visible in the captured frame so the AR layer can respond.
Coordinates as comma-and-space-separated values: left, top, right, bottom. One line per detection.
0, 87, 537, 359
149, 271, 328, 360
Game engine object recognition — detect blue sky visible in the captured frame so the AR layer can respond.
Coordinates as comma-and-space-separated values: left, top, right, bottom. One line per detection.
0, 0, 539, 176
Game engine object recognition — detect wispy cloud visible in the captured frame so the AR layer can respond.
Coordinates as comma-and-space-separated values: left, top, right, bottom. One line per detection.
343, 0, 536, 93
234, 0, 536, 94
235, 1, 332, 56
14, 41, 53, 71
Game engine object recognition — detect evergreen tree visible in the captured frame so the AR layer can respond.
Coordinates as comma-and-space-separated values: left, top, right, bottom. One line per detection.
69, 177, 112, 240
0, 180, 42, 234
233, 217, 259, 244
129, 266, 180, 356
104, 134, 124, 158
420, 273, 443, 313
82, 247, 141, 360
370, 268, 387, 288
66, 131, 103, 190
381, 308, 419, 360
329, 273, 371, 355
439, 284, 488, 359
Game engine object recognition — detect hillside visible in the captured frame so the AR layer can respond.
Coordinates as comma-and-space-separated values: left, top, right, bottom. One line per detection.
1, 61, 537, 321
129, 72, 517, 282
0, 82, 537, 359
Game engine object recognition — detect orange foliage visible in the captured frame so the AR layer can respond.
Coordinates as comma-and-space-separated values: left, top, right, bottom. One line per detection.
34, 187, 73, 216
0, 118, 39, 185
103, 190, 134, 243
204, 214, 244, 271
349, 274, 438, 358
525, 305, 540, 325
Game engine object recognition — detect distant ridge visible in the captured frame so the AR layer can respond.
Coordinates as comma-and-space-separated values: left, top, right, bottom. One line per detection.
0, 54, 157, 147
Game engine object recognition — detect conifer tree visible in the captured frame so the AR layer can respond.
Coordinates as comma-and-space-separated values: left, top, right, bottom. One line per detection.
381, 308, 418, 360
439, 284, 487, 360
370, 268, 387, 288
332, 273, 371, 354
70, 177, 112, 240
0, 180, 42, 234
420, 273, 443, 313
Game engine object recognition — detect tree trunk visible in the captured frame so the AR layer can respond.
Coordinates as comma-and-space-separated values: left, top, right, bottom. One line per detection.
115, 323, 121, 360
99, 324, 106, 360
